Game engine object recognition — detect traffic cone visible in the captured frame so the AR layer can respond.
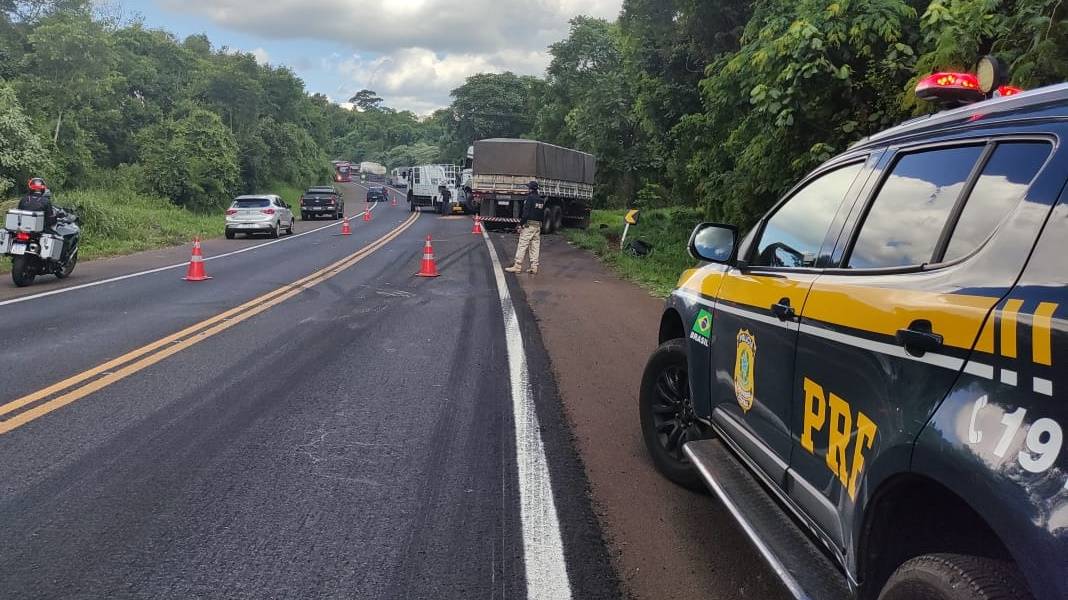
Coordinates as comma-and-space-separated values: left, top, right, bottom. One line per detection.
390, 193, 398, 207
182, 237, 212, 281
341, 217, 352, 235
416, 235, 440, 277
363, 202, 372, 222
471, 216, 483, 234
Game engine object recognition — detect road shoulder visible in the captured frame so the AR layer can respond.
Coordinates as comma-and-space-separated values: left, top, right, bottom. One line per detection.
497, 231, 787, 599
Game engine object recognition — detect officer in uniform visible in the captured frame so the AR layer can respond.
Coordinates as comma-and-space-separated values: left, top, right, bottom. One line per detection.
505, 180, 544, 275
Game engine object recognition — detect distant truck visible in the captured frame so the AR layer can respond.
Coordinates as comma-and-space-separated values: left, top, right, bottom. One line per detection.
332, 160, 352, 183
471, 139, 594, 233
359, 161, 387, 182
405, 165, 450, 214
389, 167, 409, 189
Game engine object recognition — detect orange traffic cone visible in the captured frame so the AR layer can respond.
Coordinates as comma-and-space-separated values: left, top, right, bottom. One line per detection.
341, 217, 352, 235
390, 193, 398, 207
416, 235, 440, 277
183, 237, 212, 281
363, 202, 372, 222
471, 216, 483, 234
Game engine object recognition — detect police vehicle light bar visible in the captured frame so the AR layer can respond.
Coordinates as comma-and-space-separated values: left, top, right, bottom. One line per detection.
915, 72, 986, 105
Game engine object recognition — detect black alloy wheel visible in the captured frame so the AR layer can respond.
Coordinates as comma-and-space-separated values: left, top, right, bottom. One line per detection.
639, 338, 706, 489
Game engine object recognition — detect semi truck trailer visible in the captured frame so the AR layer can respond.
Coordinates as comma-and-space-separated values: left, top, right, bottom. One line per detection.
470, 139, 594, 233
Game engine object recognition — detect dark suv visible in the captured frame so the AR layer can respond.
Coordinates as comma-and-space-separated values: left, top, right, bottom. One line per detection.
366, 186, 388, 203
300, 186, 344, 220
641, 78, 1068, 599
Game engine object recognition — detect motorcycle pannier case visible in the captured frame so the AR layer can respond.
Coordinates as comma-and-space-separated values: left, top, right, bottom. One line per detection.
5, 209, 45, 233
40, 234, 64, 261
0, 229, 10, 254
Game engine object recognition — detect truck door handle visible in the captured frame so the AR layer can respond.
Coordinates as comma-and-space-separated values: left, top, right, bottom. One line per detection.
896, 320, 943, 357
771, 299, 796, 322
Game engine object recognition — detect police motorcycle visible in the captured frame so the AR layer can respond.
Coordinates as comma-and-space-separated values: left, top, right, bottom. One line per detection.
0, 206, 81, 287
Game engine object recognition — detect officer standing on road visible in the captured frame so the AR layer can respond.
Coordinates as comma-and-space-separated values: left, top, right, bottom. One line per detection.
505, 180, 544, 275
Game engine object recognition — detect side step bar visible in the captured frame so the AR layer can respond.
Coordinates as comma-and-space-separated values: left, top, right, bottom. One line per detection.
684, 438, 851, 600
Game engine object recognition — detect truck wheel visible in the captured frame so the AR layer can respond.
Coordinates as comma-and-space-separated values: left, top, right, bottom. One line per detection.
878, 554, 1032, 600
551, 206, 563, 233
11, 256, 36, 287
541, 216, 552, 235
639, 338, 706, 490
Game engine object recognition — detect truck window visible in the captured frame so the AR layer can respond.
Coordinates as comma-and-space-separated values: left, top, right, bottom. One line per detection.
943, 142, 1050, 262
848, 145, 984, 269
753, 162, 863, 269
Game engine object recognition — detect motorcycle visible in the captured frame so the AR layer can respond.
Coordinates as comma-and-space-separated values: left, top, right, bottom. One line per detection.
0, 207, 81, 287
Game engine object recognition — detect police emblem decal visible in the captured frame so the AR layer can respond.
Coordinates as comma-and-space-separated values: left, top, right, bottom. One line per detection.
734, 329, 756, 413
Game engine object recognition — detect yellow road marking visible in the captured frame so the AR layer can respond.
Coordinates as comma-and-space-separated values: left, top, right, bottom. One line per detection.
0, 212, 420, 434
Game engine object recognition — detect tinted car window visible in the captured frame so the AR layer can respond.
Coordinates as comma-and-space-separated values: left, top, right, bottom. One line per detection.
944, 142, 1050, 262
848, 145, 983, 269
752, 162, 864, 268
234, 199, 270, 208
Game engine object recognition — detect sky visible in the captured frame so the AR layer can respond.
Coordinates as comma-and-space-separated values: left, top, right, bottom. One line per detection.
115, 0, 623, 114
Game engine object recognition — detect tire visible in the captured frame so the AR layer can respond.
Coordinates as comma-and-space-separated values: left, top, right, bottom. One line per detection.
551, 205, 563, 233
301, 212, 308, 221
55, 251, 77, 279
639, 338, 707, 490
269, 225, 279, 239
225, 229, 235, 240
878, 554, 1033, 600
287, 221, 294, 235
11, 255, 36, 287
540, 215, 552, 235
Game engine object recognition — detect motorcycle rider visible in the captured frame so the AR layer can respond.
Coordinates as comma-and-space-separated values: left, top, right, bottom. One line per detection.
18, 177, 59, 228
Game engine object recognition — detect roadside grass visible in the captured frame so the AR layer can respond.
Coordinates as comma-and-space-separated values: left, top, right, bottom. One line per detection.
563, 207, 703, 297
0, 180, 319, 274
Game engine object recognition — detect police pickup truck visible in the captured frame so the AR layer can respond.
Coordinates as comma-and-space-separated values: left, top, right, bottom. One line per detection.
640, 59, 1067, 600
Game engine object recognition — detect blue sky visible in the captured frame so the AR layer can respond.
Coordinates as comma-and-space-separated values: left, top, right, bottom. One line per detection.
115, 0, 622, 114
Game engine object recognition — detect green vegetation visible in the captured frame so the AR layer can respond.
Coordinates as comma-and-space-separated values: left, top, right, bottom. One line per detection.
564, 209, 700, 297
0, 189, 221, 272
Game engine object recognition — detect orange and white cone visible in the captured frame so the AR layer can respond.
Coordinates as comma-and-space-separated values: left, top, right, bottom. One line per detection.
183, 237, 212, 281
340, 217, 352, 235
390, 193, 398, 207
363, 202, 372, 222
416, 235, 440, 277
471, 216, 483, 234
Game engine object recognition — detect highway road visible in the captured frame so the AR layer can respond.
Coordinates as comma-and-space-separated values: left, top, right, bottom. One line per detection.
0, 182, 617, 599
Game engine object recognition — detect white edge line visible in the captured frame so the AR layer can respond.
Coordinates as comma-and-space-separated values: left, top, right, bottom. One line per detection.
480, 229, 572, 600
0, 186, 382, 309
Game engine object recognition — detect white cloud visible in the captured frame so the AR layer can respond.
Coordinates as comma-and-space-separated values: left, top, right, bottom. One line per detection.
162, 0, 622, 112
251, 47, 271, 65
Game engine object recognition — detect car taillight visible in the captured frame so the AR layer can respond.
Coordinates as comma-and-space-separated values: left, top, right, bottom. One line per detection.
15, 232, 30, 241
226, 208, 238, 216
261, 208, 275, 215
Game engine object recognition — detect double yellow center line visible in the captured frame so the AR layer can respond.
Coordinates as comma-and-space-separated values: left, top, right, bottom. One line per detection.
0, 212, 420, 435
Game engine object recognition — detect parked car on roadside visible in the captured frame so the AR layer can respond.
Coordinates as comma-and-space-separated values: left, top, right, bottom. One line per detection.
640, 65, 1068, 600
300, 186, 344, 220
225, 195, 294, 239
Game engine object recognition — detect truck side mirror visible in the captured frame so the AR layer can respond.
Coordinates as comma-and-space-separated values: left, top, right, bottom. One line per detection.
688, 223, 737, 264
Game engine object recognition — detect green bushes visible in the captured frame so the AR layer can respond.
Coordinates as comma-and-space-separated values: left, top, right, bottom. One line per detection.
564, 208, 702, 296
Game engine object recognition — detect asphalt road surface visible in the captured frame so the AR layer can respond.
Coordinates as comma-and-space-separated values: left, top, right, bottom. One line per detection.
0, 182, 617, 599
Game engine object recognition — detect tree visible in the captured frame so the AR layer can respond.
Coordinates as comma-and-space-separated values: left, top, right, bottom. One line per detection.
0, 82, 52, 196
449, 72, 544, 152
349, 89, 384, 112
139, 108, 239, 209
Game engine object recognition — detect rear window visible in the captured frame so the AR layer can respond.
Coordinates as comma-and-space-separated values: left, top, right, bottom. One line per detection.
233, 199, 270, 208
943, 141, 1050, 261
848, 145, 984, 269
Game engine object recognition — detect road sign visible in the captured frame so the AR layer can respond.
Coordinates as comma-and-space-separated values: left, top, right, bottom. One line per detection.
625, 209, 640, 225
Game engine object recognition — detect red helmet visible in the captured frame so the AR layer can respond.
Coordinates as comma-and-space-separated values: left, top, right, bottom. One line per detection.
27, 177, 47, 192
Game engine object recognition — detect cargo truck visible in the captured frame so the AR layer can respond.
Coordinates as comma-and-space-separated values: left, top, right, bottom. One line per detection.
470, 139, 594, 233
359, 161, 387, 182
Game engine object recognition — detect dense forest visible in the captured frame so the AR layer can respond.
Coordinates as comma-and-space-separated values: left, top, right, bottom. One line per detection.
3, 0, 1068, 229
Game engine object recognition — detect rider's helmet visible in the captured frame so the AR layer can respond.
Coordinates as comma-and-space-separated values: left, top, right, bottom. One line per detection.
27, 177, 47, 193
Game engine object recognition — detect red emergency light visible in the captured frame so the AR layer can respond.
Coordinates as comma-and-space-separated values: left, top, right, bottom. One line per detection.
996, 85, 1024, 97
915, 72, 985, 105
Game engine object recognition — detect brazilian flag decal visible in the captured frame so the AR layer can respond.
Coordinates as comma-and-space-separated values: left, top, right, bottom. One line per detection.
692, 309, 713, 338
